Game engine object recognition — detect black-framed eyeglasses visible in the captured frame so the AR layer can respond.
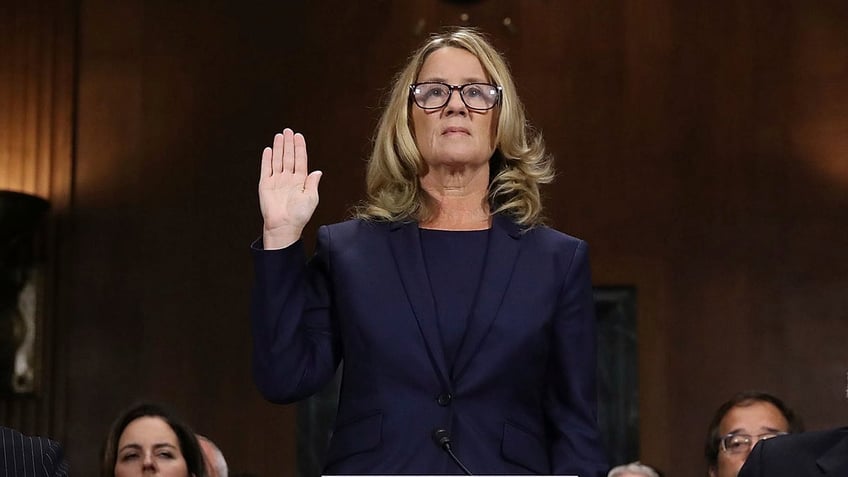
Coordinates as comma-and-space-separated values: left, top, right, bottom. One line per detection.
719, 432, 788, 455
409, 82, 502, 111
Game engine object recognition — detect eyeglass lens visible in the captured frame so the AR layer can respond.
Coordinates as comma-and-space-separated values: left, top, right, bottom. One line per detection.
411, 83, 499, 110
722, 432, 787, 454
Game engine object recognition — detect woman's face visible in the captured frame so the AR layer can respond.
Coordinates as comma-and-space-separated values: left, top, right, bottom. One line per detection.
115, 416, 191, 477
411, 47, 497, 169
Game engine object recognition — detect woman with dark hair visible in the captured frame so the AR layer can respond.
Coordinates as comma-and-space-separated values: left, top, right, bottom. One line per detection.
101, 402, 207, 477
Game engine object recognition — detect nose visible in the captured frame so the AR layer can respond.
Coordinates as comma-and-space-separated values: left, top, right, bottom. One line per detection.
142, 452, 156, 471
444, 88, 467, 115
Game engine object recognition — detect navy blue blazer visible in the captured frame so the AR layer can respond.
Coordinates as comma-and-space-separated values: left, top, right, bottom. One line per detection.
0, 426, 69, 477
251, 215, 608, 476
739, 428, 848, 477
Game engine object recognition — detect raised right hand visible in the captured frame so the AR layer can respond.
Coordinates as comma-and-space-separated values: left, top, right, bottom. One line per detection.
258, 128, 322, 249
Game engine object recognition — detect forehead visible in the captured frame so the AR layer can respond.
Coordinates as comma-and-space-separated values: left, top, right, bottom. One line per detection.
719, 401, 789, 433
417, 47, 488, 81
119, 416, 180, 446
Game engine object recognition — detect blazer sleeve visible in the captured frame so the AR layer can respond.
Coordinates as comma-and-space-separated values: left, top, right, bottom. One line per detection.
0, 427, 69, 477
42, 438, 70, 477
546, 240, 609, 477
250, 226, 341, 403
738, 438, 766, 477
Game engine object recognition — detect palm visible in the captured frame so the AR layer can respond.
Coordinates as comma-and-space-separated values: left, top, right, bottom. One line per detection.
258, 129, 322, 247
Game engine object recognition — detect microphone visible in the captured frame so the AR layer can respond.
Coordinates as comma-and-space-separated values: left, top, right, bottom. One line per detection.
432, 428, 473, 475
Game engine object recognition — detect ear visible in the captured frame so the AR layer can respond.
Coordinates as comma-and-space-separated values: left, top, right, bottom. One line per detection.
708, 466, 717, 477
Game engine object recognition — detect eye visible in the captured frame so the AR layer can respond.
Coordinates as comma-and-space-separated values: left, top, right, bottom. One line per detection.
728, 436, 749, 449
464, 85, 483, 98
425, 86, 446, 98
119, 452, 139, 462
157, 451, 176, 459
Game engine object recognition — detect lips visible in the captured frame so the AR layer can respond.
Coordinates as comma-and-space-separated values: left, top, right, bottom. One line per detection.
441, 126, 470, 135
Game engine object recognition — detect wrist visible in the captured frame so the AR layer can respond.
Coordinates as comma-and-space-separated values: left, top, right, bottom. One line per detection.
262, 226, 302, 250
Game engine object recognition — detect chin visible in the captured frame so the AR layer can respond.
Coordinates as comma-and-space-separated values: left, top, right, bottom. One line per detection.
439, 153, 486, 166
439, 146, 485, 160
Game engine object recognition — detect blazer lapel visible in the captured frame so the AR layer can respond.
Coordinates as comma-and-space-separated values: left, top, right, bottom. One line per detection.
452, 215, 522, 380
817, 430, 848, 475
388, 221, 452, 389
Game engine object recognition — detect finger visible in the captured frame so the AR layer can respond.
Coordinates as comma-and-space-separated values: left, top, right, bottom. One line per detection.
294, 132, 308, 176
282, 128, 295, 174
272, 132, 285, 174
304, 170, 322, 193
260, 147, 272, 178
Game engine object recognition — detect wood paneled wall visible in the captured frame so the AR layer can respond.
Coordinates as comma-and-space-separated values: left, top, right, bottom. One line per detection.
0, 0, 75, 437
4, 0, 847, 476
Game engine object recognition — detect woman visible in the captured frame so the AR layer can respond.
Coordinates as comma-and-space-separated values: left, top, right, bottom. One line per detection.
252, 27, 608, 475
101, 402, 207, 477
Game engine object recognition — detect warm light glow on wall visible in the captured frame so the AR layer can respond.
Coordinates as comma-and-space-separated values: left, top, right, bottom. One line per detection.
0, 11, 45, 198
0, 155, 9, 191
0, 2, 74, 203
793, 117, 848, 188
789, 14, 848, 191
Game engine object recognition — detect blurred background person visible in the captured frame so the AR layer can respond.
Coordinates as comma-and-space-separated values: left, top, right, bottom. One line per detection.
705, 391, 803, 477
197, 434, 228, 477
608, 461, 662, 477
101, 402, 207, 477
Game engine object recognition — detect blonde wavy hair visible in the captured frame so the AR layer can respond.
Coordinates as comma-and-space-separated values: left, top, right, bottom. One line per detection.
354, 27, 554, 227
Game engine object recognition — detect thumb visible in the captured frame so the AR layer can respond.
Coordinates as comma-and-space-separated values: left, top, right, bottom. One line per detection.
304, 170, 323, 193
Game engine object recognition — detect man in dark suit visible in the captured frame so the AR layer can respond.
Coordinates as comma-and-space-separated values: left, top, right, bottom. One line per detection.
738, 427, 848, 477
0, 426, 69, 477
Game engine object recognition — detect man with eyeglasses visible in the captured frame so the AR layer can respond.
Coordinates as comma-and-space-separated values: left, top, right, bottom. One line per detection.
704, 391, 803, 477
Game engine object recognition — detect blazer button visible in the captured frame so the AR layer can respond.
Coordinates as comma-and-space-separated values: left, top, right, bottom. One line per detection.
437, 393, 452, 406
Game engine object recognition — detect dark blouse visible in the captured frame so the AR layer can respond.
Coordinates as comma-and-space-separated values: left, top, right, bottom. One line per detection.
419, 228, 489, 368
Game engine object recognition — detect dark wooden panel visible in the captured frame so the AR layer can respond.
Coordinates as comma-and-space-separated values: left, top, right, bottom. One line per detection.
55, 1, 848, 476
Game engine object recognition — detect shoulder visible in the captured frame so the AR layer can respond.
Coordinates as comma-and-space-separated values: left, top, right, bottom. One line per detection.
516, 222, 588, 258
0, 427, 68, 477
494, 213, 583, 245
322, 218, 390, 237
0, 425, 54, 448
495, 217, 592, 280
743, 428, 848, 476
318, 218, 394, 252
524, 224, 584, 245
